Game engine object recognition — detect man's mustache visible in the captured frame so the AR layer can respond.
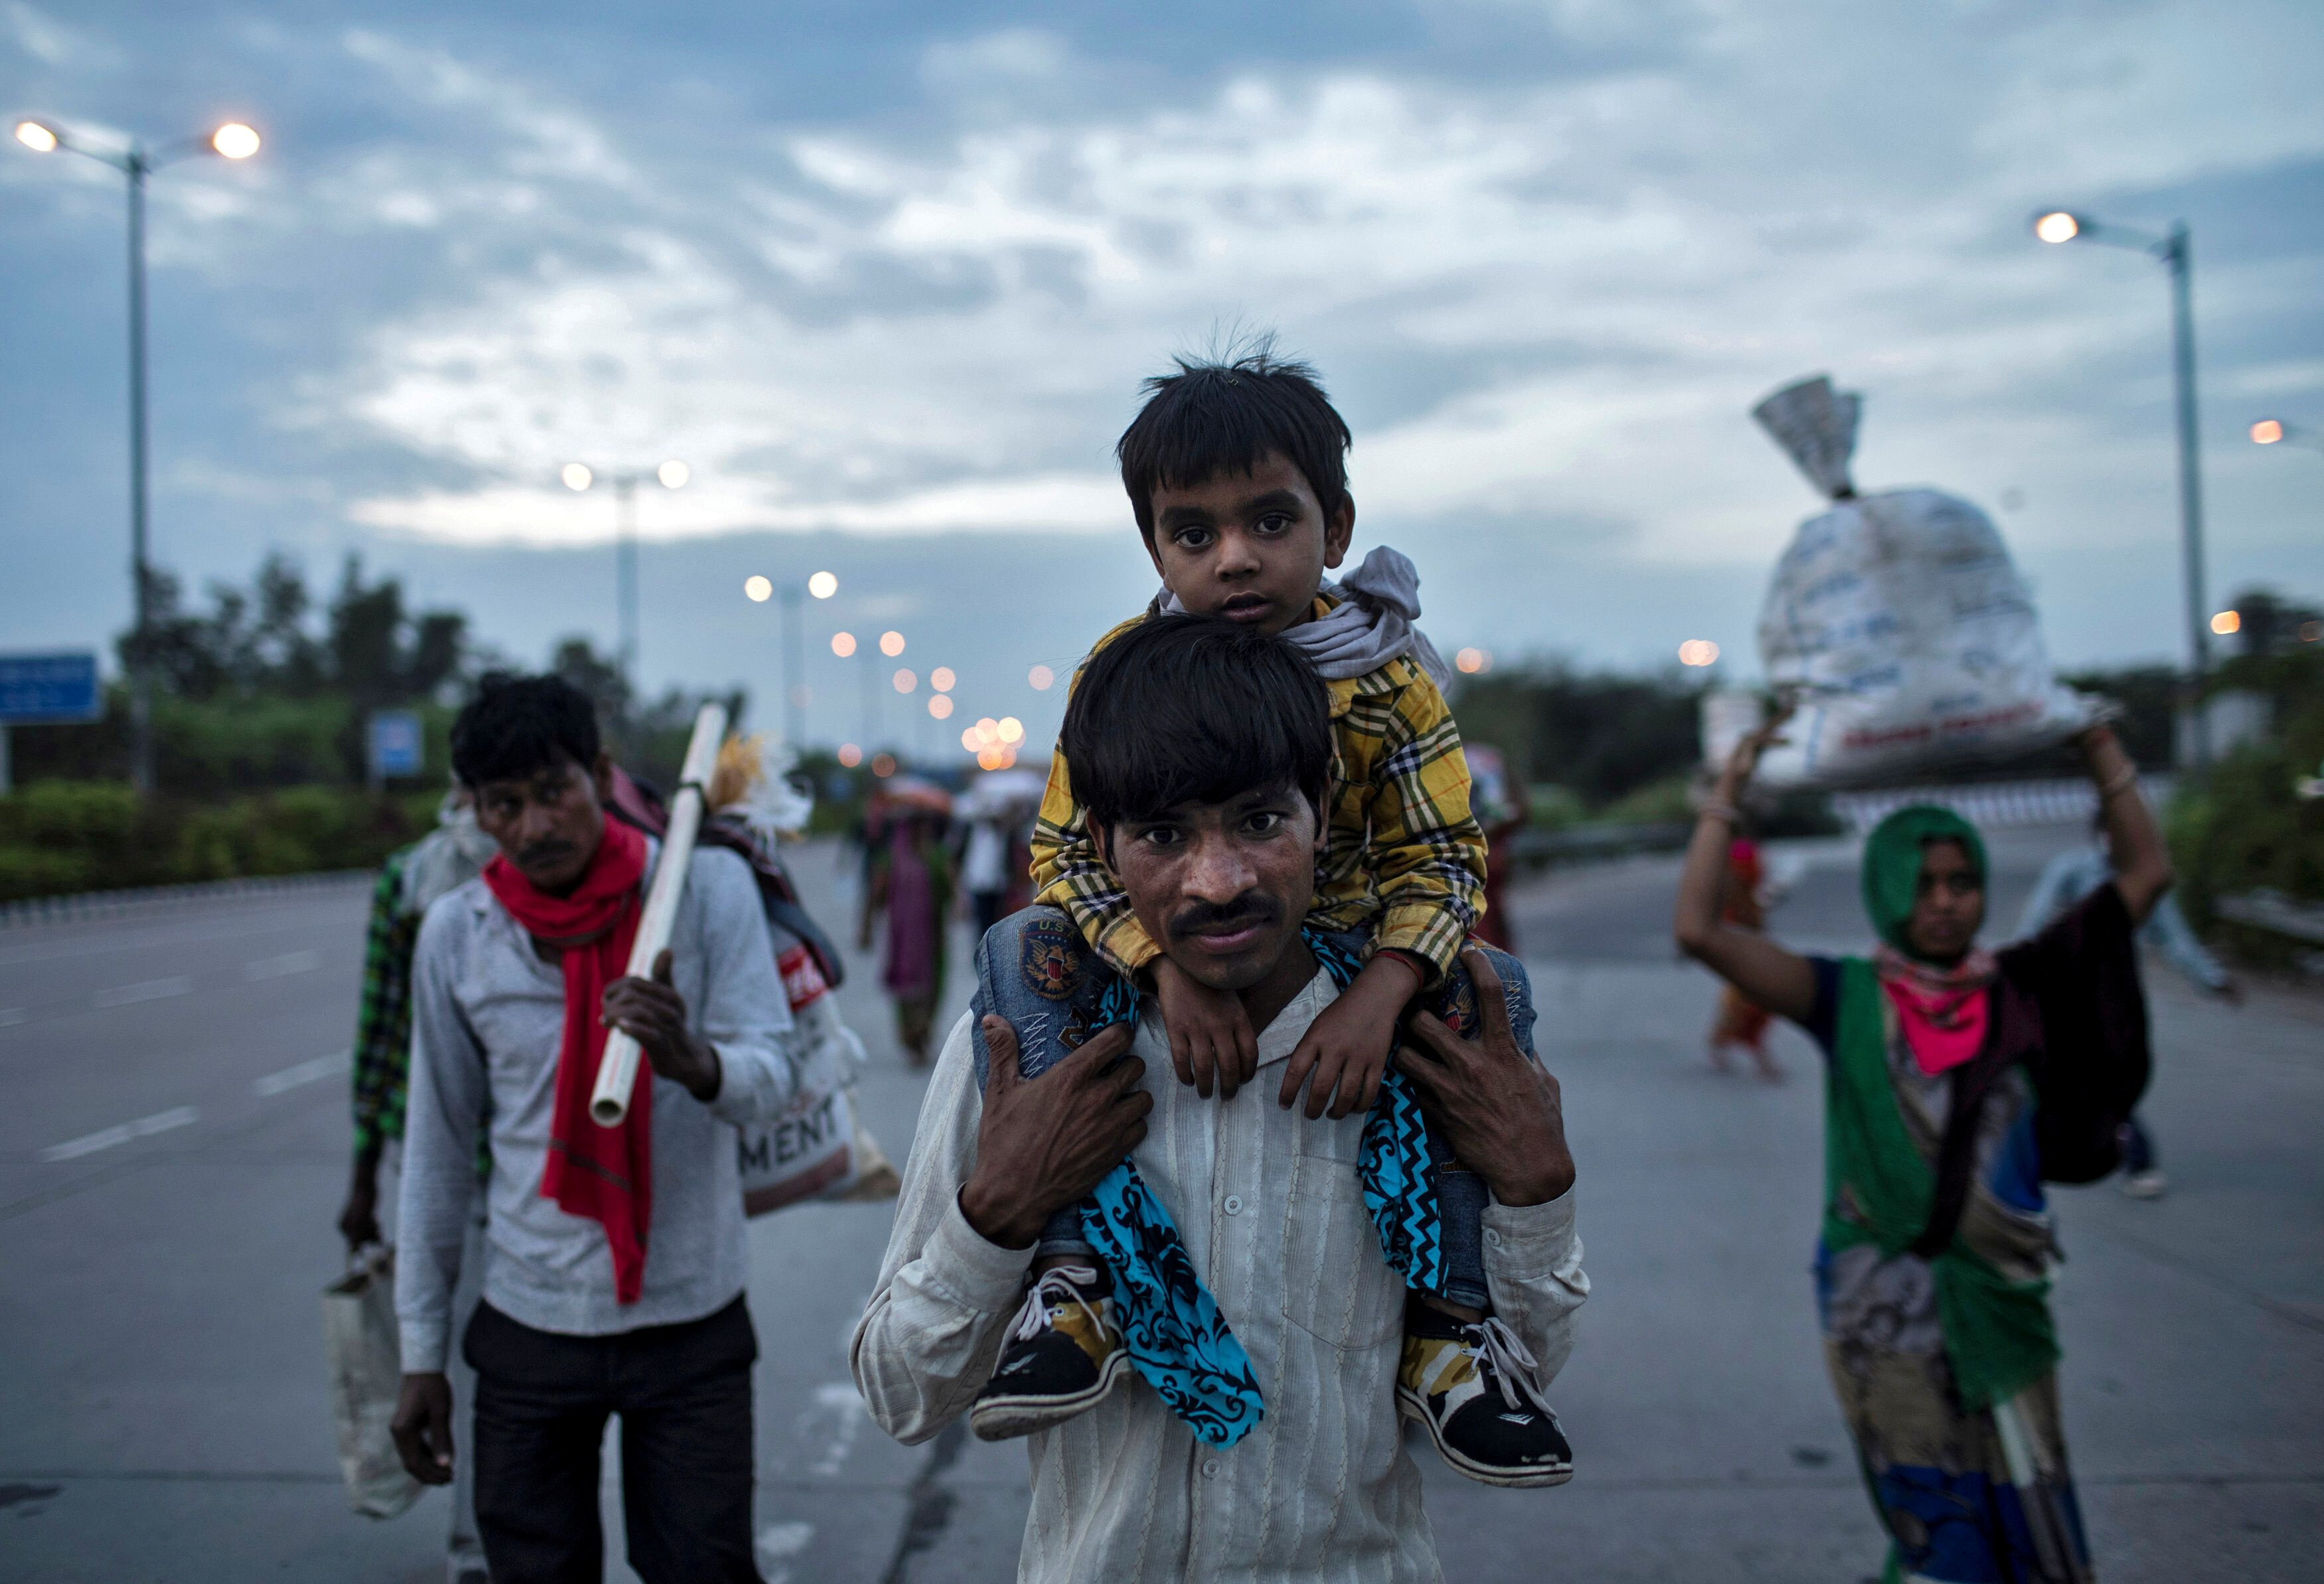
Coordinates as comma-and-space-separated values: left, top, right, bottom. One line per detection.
1167, 892, 1282, 941
517, 838, 578, 870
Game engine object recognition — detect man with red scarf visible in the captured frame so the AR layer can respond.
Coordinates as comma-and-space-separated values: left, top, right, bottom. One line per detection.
392, 674, 800, 1584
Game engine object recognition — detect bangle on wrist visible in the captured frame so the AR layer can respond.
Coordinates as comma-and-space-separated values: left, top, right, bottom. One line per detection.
1698, 800, 1741, 825
2096, 763, 2139, 801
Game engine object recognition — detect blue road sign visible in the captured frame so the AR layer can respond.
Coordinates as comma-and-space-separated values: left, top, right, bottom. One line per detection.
369, 710, 424, 779
0, 653, 102, 724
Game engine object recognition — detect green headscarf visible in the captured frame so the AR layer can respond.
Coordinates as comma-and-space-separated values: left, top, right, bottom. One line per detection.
1861, 804, 1987, 953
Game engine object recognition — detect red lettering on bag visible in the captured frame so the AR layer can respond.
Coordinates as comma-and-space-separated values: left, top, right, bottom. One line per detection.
778, 945, 829, 1011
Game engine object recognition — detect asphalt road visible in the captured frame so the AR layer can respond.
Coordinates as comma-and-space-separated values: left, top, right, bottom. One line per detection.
1, 829, 2318, 1582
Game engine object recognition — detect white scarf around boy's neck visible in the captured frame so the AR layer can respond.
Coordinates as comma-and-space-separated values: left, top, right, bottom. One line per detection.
1153, 544, 1453, 692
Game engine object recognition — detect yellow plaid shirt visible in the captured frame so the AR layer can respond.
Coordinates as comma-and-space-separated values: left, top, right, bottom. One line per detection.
1031, 598, 1488, 985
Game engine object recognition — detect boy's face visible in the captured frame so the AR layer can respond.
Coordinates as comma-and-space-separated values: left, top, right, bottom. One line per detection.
1102, 782, 1325, 994
1145, 451, 1354, 637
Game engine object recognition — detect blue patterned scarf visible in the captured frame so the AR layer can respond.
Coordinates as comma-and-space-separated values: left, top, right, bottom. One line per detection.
1070, 927, 1444, 1447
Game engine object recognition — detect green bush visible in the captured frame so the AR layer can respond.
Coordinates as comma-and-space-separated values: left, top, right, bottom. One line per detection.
0, 781, 433, 904
2169, 650, 2324, 969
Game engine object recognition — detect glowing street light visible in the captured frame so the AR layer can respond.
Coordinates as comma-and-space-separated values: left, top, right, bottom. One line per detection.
2033, 210, 2080, 246
210, 122, 261, 159
831, 631, 857, 658
2250, 418, 2324, 454
928, 695, 954, 720
1453, 647, 1491, 674
15, 114, 265, 795
879, 630, 906, 657
2033, 204, 2212, 761
1678, 639, 1720, 667
1028, 664, 1055, 690
807, 570, 839, 599
744, 575, 772, 602
2211, 610, 2240, 637
930, 667, 955, 692
893, 668, 917, 694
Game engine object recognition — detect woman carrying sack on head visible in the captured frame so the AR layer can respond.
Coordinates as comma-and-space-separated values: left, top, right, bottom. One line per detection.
1674, 711, 2168, 1584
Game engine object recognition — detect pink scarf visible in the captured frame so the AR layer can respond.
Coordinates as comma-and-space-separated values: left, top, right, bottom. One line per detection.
1872, 943, 1998, 1076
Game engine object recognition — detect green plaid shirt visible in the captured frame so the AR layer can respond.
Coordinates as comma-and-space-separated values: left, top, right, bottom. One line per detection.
351, 852, 418, 1157
352, 845, 490, 1173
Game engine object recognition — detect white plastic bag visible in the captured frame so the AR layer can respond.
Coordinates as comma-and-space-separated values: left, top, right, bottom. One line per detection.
736, 935, 899, 1214
321, 1245, 422, 1520
1750, 375, 2093, 788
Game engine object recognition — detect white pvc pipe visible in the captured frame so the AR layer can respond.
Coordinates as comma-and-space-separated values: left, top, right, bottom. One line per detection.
589, 702, 728, 1127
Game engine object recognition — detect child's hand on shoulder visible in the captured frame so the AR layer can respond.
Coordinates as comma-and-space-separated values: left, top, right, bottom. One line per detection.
1151, 957, 1258, 1099
1279, 953, 1423, 1120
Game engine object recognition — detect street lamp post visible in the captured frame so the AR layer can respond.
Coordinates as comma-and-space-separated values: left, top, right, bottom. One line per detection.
563, 459, 687, 699
2034, 209, 2212, 765
744, 569, 835, 746
16, 117, 262, 796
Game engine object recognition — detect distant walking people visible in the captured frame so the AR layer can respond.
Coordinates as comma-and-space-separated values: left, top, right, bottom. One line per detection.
1676, 713, 2168, 1584
392, 674, 803, 1584
2015, 810, 2239, 1200
858, 779, 955, 1064
340, 784, 497, 1584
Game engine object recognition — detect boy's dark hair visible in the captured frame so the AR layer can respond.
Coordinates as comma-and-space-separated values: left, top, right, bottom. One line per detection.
1062, 614, 1333, 830
450, 673, 602, 789
1116, 344, 1352, 545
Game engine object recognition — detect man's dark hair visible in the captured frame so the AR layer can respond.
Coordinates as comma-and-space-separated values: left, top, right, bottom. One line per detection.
450, 672, 602, 789
1116, 343, 1352, 545
1062, 615, 1333, 830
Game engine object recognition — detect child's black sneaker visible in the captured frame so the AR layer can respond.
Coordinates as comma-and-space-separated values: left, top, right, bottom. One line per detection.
1396, 1303, 1573, 1487
970, 1264, 1127, 1442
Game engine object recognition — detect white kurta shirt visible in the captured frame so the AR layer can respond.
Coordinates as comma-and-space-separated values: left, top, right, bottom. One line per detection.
851, 969, 1588, 1584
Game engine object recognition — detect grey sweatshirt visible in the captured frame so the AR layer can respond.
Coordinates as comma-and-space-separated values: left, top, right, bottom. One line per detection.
396, 840, 798, 1372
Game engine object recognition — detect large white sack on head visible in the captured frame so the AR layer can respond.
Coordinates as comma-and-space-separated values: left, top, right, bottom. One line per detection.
1753, 487, 2095, 787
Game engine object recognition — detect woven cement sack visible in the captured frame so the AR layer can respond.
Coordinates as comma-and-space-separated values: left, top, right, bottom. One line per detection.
1749, 376, 2094, 788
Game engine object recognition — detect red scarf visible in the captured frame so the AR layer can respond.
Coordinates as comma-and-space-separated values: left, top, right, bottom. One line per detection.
1872, 942, 1999, 1076
483, 818, 653, 1303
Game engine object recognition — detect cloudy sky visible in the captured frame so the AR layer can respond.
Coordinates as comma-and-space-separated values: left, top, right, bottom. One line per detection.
6, 0, 2321, 751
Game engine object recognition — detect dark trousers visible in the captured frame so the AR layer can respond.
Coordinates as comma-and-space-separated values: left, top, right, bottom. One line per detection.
464, 1296, 763, 1584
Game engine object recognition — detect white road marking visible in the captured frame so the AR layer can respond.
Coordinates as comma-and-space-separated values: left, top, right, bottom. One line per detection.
244, 949, 321, 981
40, 1106, 200, 1163
807, 1382, 864, 1477
756, 1520, 813, 1583
255, 1050, 348, 1096
92, 975, 193, 1008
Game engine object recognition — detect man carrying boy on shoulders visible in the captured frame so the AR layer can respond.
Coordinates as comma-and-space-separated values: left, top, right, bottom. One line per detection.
851, 617, 1586, 1581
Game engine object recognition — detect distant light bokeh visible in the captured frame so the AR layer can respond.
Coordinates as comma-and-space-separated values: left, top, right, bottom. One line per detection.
831, 631, 857, 657
744, 575, 772, 602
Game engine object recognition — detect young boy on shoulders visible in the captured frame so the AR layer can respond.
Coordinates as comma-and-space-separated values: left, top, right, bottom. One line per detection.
969, 347, 1568, 1488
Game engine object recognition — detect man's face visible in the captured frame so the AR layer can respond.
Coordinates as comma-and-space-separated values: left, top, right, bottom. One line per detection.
471, 753, 613, 896
1105, 783, 1323, 992
1145, 451, 1354, 637
1904, 838, 1985, 963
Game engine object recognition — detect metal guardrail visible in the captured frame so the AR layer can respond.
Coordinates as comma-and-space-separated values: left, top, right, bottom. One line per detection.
2214, 890, 2324, 948
1509, 821, 1695, 868
0, 868, 374, 929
